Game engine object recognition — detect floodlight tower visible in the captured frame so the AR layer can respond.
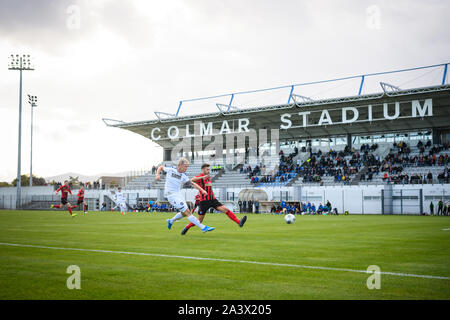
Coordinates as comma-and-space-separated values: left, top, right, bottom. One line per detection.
28, 95, 38, 187
8, 54, 34, 208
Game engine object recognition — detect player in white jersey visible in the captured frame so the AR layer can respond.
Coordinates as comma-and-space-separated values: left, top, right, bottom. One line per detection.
155, 157, 215, 233
112, 187, 127, 215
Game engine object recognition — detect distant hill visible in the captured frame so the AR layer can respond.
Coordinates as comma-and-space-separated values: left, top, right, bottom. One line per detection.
45, 171, 131, 183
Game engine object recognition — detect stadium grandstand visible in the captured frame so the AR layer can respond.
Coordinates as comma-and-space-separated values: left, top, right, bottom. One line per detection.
2, 63, 450, 215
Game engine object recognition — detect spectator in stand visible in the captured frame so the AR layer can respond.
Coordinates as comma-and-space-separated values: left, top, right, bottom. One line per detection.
427, 171, 433, 184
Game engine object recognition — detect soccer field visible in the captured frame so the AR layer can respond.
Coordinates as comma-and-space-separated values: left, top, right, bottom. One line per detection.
0, 210, 449, 300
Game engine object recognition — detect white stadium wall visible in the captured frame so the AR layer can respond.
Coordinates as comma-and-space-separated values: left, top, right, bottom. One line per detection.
1, 184, 449, 214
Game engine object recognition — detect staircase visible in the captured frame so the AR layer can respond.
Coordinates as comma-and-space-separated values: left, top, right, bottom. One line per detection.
213, 170, 254, 188
211, 169, 225, 182
350, 166, 369, 185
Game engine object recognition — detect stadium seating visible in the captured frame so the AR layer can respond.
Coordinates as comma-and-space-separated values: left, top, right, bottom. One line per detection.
360, 142, 449, 185
122, 141, 449, 190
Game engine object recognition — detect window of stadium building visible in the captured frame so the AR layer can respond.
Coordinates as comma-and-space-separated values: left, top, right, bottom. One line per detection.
353, 131, 432, 145
302, 138, 348, 147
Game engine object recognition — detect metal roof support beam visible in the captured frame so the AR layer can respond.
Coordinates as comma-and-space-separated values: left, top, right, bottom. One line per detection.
287, 85, 295, 104
380, 82, 401, 93
227, 94, 235, 112
291, 94, 314, 107
102, 118, 125, 126
384, 84, 449, 97
358, 75, 365, 96
443, 64, 448, 85
170, 63, 448, 115
154, 112, 177, 121
217, 103, 239, 114
176, 101, 183, 116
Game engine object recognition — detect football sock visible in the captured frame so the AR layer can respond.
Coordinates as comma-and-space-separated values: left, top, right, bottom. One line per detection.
170, 212, 183, 223
187, 215, 205, 229
185, 222, 195, 230
225, 210, 240, 224
53, 205, 61, 208
68, 207, 73, 215
71, 205, 78, 209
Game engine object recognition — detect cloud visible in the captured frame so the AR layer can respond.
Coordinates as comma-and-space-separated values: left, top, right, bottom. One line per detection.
0, 0, 154, 53
0, 0, 85, 52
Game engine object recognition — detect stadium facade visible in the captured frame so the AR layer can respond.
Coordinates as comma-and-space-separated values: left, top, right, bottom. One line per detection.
2, 64, 449, 214
96, 64, 450, 215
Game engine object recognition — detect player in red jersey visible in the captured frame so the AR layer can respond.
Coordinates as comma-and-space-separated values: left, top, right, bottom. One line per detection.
192, 193, 201, 213
71, 184, 88, 214
50, 180, 76, 217
181, 163, 247, 235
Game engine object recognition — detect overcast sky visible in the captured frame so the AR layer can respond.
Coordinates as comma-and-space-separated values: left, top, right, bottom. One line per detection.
0, 0, 449, 182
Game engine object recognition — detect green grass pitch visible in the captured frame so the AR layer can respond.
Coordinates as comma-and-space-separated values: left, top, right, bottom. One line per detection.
0, 210, 449, 300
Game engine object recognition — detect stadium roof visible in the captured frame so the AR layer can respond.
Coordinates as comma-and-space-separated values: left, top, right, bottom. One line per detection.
104, 64, 450, 149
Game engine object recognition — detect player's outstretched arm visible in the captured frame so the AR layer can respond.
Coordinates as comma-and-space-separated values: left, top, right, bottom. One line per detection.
190, 181, 207, 195
191, 175, 209, 183
155, 166, 165, 181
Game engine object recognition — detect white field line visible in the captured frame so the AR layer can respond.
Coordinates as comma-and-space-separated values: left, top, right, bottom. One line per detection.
443, 228, 450, 231
0, 242, 449, 281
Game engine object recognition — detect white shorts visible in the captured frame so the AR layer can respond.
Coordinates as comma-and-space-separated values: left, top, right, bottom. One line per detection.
118, 202, 127, 211
167, 193, 188, 212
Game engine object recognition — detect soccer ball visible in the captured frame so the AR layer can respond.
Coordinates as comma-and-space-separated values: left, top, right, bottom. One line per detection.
284, 213, 296, 224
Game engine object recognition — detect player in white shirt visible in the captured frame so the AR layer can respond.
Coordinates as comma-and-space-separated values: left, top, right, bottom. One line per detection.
112, 187, 127, 215
155, 157, 215, 233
